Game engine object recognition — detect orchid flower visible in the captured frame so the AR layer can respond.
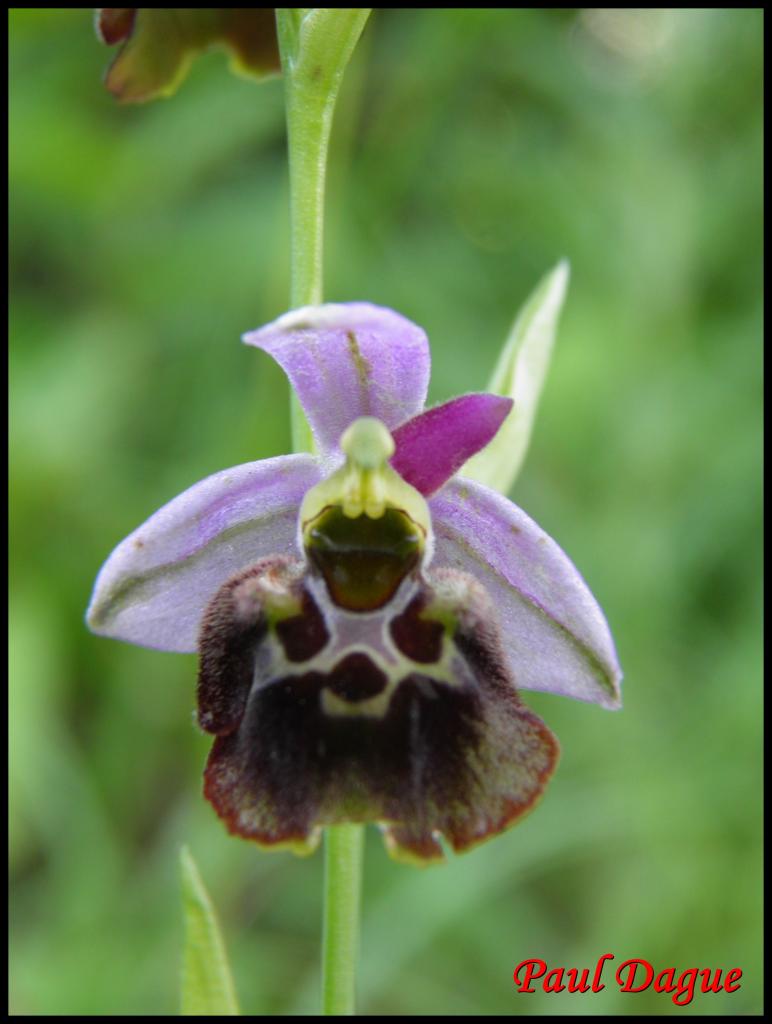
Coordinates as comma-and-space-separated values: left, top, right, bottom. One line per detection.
87, 302, 622, 864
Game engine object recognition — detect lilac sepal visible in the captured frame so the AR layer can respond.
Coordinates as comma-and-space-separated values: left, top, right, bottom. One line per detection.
86, 454, 322, 653
430, 478, 623, 709
392, 394, 513, 497
242, 303, 430, 459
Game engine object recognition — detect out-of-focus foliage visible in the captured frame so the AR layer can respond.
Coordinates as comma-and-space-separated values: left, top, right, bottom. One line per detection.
9, 8, 762, 1015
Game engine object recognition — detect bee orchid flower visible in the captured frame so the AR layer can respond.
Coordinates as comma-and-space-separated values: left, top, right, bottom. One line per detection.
87, 302, 622, 864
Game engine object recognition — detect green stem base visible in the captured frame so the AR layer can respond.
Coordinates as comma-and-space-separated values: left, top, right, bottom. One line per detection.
322, 823, 365, 1015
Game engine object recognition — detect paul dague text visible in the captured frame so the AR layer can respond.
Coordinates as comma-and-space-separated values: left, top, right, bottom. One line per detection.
512, 954, 742, 1007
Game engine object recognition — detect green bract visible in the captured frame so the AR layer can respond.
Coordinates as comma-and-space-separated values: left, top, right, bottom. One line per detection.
464, 260, 570, 495
179, 846, 240, 1016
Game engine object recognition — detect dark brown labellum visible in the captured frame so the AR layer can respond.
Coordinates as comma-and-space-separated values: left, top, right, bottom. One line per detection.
197, 558, 559, 863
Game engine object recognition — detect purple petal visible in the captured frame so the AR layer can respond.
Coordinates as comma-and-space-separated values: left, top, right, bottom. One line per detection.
86, 454, 322, 653
243, 304, 430, 459
430, 479, 623, 709
391, 394, 513, 497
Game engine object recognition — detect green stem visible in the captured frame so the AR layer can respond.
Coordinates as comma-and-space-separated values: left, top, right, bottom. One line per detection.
284, 76, 329, 311
322, 824, 365, 1016
287, 70, 330, 453
275, 10, 371, 1016
277, 19, 328, 452
276, 8, 370, 453
285, 64, 330, 452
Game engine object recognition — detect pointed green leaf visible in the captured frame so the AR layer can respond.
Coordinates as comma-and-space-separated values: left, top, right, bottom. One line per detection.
463, 259, 570, 494
180, 845, 240, 1016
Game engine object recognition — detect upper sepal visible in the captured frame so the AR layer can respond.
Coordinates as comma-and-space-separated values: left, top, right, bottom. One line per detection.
243, 304, 431, 461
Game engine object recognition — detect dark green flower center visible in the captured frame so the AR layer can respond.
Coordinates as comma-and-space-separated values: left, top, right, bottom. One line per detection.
305, 506, 424, 612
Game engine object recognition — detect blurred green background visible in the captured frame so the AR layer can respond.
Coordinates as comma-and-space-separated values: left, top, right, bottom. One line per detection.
9, 8, 762, 1016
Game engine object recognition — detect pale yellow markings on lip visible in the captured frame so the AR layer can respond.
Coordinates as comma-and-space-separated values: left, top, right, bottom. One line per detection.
257, 576, 469, 718
381, 827, 445, 866
321, 685, 394, 719
235, 817, 322, 857
318, 636, 468, 720
261, 633, 466, 720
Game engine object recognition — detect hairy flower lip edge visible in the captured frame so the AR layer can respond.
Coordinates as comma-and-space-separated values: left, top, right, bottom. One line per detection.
380, 702, 563, 866
242, 302, 432, 462
205, 727, 562, 866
